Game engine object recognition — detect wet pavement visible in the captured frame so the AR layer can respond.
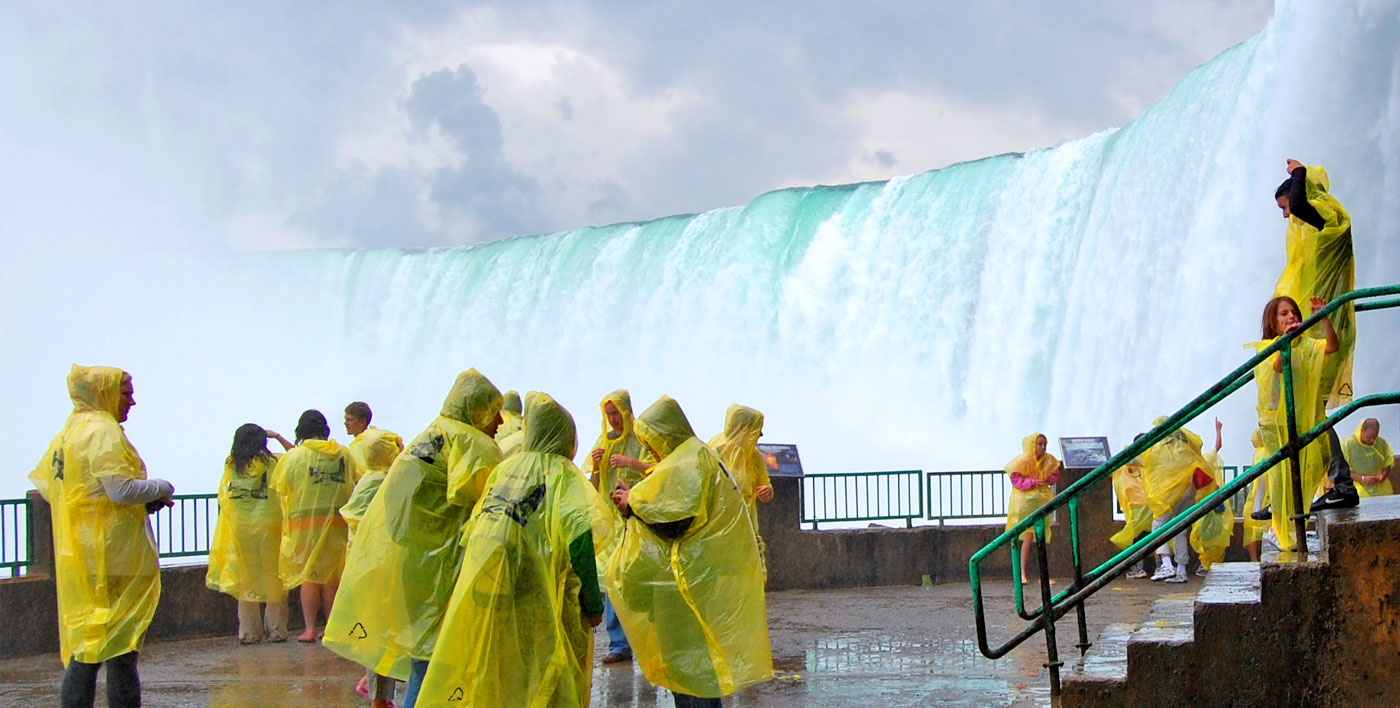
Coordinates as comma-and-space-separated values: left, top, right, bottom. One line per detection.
0, 578, 1183, 707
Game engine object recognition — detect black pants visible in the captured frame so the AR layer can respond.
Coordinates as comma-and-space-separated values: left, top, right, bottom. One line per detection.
672, 691, 723, 707
61, 651, 140, 708
1326, 427, 1356, 496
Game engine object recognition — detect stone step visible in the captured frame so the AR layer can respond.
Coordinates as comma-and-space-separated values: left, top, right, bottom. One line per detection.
1123, 592, 1196, 708
1060, 622, 1132, 708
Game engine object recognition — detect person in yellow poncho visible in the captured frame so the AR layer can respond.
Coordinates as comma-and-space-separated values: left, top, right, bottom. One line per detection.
29, 365, 174, 708
1005, 433, 1061, 584
322, 369, 504, 708
581, 389, 653, 665
272, 409, 360, 643
607, 396, 772, 707
207, 423, 293, 644
1343, 419, 1394, 497
1109, 436, 1152, 578
1241, 428, 1272, 561
1246, 295, 1339, 552
340, 402, 405, 539
496, 389, 524, 442
1190, 420, 1234, 576
1140, 418, 1214, 583
1273, 159, 1359, 512
707, 404, 773, 563
416, 393, 615, 708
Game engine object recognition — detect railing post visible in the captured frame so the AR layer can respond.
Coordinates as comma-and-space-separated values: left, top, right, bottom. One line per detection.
1280, 343, 1310, 552
1035, 517, 1062, 696
1068, 496, 1091, 655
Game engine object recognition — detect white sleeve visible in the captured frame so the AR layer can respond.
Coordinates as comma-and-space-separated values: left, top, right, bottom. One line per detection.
98, 475, 174, 505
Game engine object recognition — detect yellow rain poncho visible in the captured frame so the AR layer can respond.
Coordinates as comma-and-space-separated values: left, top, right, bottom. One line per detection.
272, 438, 359, 588
607, 396, 772, 698
1342, 425, 1394, 497
1109, 460, 1153, 550
28, 366, 162, 666
496, 389, 524, 442
1249, 337, 1330, 552
340, 427, 405, 539
582, 390, 652, 594
323, 369, 504, 681
1140, 420, 1209, 518
1273, 165, 1355, 410
1189, 451, 1233, 570
207, 453, 284, 602
1005, 434, 1061, 543
1241, 429, 1272, 547
417, 394, 615, 708
707, 404, 770, 557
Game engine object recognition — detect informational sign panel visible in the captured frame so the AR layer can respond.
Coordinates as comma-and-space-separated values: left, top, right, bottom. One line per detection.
1059, 436, 1112, 469
757, 443, 804, 478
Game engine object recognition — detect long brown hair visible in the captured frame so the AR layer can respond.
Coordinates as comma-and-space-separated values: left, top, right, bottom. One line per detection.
1261, 295, 1302, 339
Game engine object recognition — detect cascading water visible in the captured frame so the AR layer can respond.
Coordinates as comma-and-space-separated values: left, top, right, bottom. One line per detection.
5, 0, 1399, 498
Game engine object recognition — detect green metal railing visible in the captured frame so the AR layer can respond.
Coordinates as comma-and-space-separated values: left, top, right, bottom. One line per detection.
925, 469, 1013, 524
968, 284, 1400, 697
801, 470, 924, 528
151, 494, 219, 560
1, 497, 31, 578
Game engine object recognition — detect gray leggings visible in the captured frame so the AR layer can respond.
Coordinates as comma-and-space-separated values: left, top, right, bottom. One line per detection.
61, 651, 140, 708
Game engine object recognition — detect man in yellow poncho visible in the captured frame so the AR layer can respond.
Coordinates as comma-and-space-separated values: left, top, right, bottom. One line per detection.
207, 423, 293, 644
606, 396, 773, 707
581, 389, 653, 665
708, 404, 773, 565
340, 402, 405, 539
416, 393, 615, 708
1140, 419, 1214, 583
1273, 159, 1358, 512
29, 365, 174, 708
496, 389, 524, 441
272, 409, 360, 643
1005, 433, 1061, 584
1343, 419, 1394, 497
322, 369, 504, 708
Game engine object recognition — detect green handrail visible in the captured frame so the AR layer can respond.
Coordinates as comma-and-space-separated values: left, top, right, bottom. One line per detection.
968, 283, 1400, 696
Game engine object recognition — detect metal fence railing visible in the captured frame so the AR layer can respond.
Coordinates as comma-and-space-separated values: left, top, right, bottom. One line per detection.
150, 494, 219, 562
1, 497, 31, 579
800, 470, 924, 529
925, 470, 1012, 524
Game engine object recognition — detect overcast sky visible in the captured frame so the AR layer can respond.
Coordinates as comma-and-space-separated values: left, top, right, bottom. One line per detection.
0, 0, 1273, 251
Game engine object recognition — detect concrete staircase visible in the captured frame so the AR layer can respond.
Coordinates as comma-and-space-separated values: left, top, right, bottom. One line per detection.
1061, 495, 1400, 707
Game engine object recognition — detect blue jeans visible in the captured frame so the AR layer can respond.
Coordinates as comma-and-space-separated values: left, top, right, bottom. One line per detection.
672, 692, 723, 707
402, 659, 429, 708
604, 595, 631, 656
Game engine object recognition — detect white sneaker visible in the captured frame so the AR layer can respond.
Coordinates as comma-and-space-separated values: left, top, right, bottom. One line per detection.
1150, 565, 1175, 581
1125, 568, 1149, 579
1166, 568, 1189, 583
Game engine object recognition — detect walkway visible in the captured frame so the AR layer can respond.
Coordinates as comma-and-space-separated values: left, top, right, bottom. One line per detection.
0, 578, 1180, 707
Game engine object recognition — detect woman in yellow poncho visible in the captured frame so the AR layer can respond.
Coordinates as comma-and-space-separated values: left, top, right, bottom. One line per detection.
607, 396, 773, 706
1343, 419, 1394, 497
1005, 433, 1061, 584
496, 389, 524, 441
707, 404, 772, 563
29, 365, 174, 708
272, 409, 360, 642
322, 369, 504, 708
1248, 295, 1338, 552
207, 423, 293, 644
416, 393, 615, 708
581, 389, 653, 664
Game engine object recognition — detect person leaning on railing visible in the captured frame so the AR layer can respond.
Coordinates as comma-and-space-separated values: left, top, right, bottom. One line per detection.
1005, 433, 1061, 585
29, 365, 174, 708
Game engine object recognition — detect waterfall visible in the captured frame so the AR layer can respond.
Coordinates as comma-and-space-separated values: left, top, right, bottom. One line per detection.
6, 0, 1399, 497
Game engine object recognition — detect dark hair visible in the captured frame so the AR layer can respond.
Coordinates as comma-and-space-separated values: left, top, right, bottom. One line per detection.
230, 423, 270, 473
294, 410, 331, 443
1261, 295, 1302, 339
1275, 179, 1292, 200
344, 401, 372, 424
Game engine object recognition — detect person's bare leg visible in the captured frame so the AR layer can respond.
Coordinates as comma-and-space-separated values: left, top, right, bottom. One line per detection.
298, 583, 321, 642
319, 583, 337, 637
1247, 541, 1260, 562
1020, 536, 1032, 583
